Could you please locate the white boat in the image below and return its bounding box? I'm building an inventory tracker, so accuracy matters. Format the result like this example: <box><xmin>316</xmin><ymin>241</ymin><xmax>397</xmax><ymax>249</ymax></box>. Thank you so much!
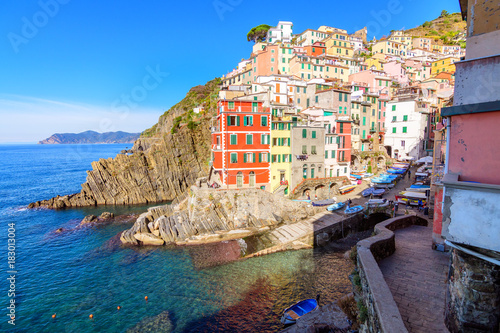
<box><xmin>365</xmin><ymin>199</ymin><xmax>390</xmax><ymax>208</ymax></box>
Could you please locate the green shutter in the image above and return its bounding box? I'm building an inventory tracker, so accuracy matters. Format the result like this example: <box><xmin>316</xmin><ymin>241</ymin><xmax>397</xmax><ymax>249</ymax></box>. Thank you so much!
<box><xmin>302</xmin><ymin>129</ymin><xmax>307</xmax><ymax>138</ymax></box>
<box><xmin>243</xmin><ymin>116</ymin><xmax>248</xmax><ymax>126</ymax></box>
<box><xmin>253</xmin><ymin>153</ymin><xmax>256</xmax><ymax>162</ymax></box>
<box><xmin>278</xmin><ymin>155</ymin><xmax>281</xmax><ymax>163</ymax></box>
<box><xmin>312</xmin><ymin>131</ymin><xmax>316</xmax><ymax>139</ymax></box>
<box><xmin>244</xmin><ymin>153</ymin><xmax>247</xmax><ymax>163</ymax></box>
<box><xmin>259</xmin><ymin>153</ymin><xmax>262</xmax><ymax>162</ymax></box>
<box><xmin>236</xmin><ymin>116</ymin><xmax>240</xmax><ymax>126</ymax></box>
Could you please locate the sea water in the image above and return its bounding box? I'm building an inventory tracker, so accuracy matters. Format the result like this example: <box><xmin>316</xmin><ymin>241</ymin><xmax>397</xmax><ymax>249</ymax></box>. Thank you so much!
<box><xmin>0</xmin><ymin>144</ymin><xmax>353</xmax><ymax>332</ymax></box>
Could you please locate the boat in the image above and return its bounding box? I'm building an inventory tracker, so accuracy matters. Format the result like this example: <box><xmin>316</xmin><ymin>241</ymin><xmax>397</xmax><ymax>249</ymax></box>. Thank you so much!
<box><xmin>396</xmin><ymin>191</ymin><xmax>427</xmax><ymax>206</ymax></box>
<box><xmin>387</xmin><ymin>168</ymin><xmax>405</xmax><ymax>174</ymax></box>
<box><xmin>339</xmin><ymin>184</ymin><xmax>356</xmax><ymax>194</ymax></box>
<box><xmin>373</xmin><ymin>183</ymin><xmax>395</xmax><ymax>189</ymax></box>
<box><xmin>350</xmin><ymin>173</ymin><xmax>363</xmax><ymax>180</ymax></box>
<box><xmin>312</xmin><ymin>199</ymin><xmax>336</xmax><ymax>207</ymax></box>
<box><xmin>327</xmin><ymin>201</ymin><xmax>345</xmax><ymax>211</ymax></box>
<box><xmin>344</xmin><ymin>205</ymin><xmax>364</xmax><ymax>214</ymax></box>
<box><xmin>361</xmin><ymin>187</ymin><xmax>386</xmax><ymax>197</ymax></box>
<box><xmin>405</xmin><ymin>185</ymin><xmax>430</xmax><ymax>192</ymax></box>
<box><xmin>365</xmin><ymin>199</ymin><xmax>389</xmax><ymax>208</ymax></box>
<box><xmin>280</xmin><ymin>298</ymin><xmax>318</xmax><ymax>325</ymax></box>
<box><xmin>292</xmin><ymin>199</ymin><xmax>311</xmax><ymax>203</ymax></box>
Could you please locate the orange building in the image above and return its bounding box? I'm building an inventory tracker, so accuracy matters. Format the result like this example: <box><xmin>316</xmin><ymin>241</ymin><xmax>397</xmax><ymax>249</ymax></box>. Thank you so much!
<box><xmin>211</xmin><ymin>100</ymin><xmax>271</xmax><ymax>189</ymax></box>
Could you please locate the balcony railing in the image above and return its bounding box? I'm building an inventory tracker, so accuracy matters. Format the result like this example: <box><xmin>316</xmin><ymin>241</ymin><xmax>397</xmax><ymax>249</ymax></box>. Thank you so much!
<box><xmin>210</xmin><ymin>126</ymin><xmax>220</xmax><ymax>133</ymax></box>
<box><xmin>296</xmin><ymin>154</ymin><xmax>308</xmax><ymax>161</ymax></box>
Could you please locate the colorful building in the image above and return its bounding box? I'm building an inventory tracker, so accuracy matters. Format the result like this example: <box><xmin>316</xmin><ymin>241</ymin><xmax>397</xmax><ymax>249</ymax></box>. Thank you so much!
<box><xmin>430</xmin><ymin>56</ymin><xmax>459</xmax><ymax>75</ymax></box>
<box><xmin>211</xmin><ymin>100</ymin><xmax>271</xmax><ymax>189</ymax></box>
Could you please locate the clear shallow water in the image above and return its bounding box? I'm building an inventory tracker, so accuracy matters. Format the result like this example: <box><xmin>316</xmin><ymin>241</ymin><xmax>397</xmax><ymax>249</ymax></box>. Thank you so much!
<box><xmin>0</xmin><ymin>144</ymin><xmax>354</xmax><ymax>333</ymax></box>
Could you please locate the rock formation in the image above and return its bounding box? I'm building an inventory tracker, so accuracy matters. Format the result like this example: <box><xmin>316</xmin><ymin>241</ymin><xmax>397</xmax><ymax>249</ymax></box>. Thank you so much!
<box><xmin>120</xmin><ymin>187</ymin><xmax>319</xmax><ymax>246</ymax></box>
<box><xmin>29</xmin><ymin>78</ymin><xmax>221</xmax><ymax>209</ymax></box>
<box><xmin>38</xmin><ymin>130</ymin><xmax>140</xmax><ymax>144</ymax></box>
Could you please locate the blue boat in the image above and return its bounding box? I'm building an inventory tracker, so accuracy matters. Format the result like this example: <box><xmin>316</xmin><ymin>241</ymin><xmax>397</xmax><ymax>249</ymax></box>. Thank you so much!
<box><xmin>387</xmin><ymin>168</ymin><xmax>405</xmax><ymax>174</ymax></box>
<box><xmin>280</xmin><ymin>298</ymin><xmax>319</xmax><ymax>325</ymax></box>
<box><xmin>362</xmin><ymin>187</ymin><xmax>386</xmax><ymax>197</ymax></box>
<box><xmin>345</xmin><ymin>205</ymin><xmax>364</xmax><ymax>214</ymax></box>
<box><xmin>327</xmin><ymin>201</ymin><xmax>345</xmax><ymax>211</ymax></box>
<box><xmin>350</xmin><ymin>173</ymin><xmax>363</xmax><ymax>179</ymax></box>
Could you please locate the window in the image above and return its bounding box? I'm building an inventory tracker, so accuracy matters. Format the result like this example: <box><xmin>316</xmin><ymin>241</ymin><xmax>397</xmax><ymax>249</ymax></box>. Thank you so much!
<box><xmin>260</xmin><ymin>153</ymin><xmax>268</xmax><ymax>162</ymax></box>
<box><xmin>302</xmin><ymin>145</ymin><xmax>307</xmax><ymax>154</ymax></box>
<box><xmin>392</xmin><ymin>127</ymin><xmax>396</xmax><ymax>133</ymax></box>
<box><xmin>228</xmin><ymin>115</ymin><xmax>239</xmax><ymax>126</ymax></box>
<box><xmin>392</xmin><ymin>116</ymin><xmax>397</xmax><ymax>122</ymax></box>
<box><xmin>325</xmin><ymin>150</ymin><xmax>328</xmax><ymax>158</ymax></box>
<box><xmin>312</xmin><ymin>131</ymin><xmax>316</xmax><ymax>139</ymax></box>
<box><xmin>331</xmin><ymin>150</ymin><xmax>335</xmax><ymax>158</ymax></box>
<box><xmin>403</xmin><ymin>115</ymin><xmax>408</xmax><ymax>121</ymax></box>
<box><xmin>344</xmin><ymin>94</ymin><xmax>347</xmax><ymax>102</ymax></box>
<box><xmin>338</xmin><ymin>93</ymin><xmax>342</xmax><ymax>101</ymax></box>
<box><xmin>297</xmin><ymin>86</ymin><xmax>300</xmax><ymax>92</ymax></box>
<box><xmin>303</xmin><ymin>87</ymin><xmax>306</xmax><ymax>93</ymax></box>
<box><xmin>401</xmin><ymin>140</ymin><xmax>405</xmax><ymax>147</ymax></box>
<box><xmin>230</xmin><ymin>134</ymin><xmax>237</xmax><ymax>145</ymax></box>
<box><xmin>230</xmin><ymin>153</ymin><xmax>238</xmax><ymax>163</ymax></box>
<box><xmin>302</xmin><ymin>129</ymin><xmax>307</xmax><ymax>138</ymax></box>
<box><xmin>392</xmin><ymin>105</ymin><xmax>396</xmax><ymax>111</ymax></box>
<box><xmin>252</xmin><ymin>102</ymin><xmax>258</xmax><ymax>112</ymax></box>
<box><xmin>228</xmin><ymin>101</ymin><xmax>235</xmax><ymax>110</ymax></box>
<box><xmin>261</xmin><ymin>116</ymin><xmax>267</xmax><ymax>126</ymax></box>
<box><xmin>402</xmin><ymin>126</ymin><xmax>407</xmax><ymax>133</ymax></box>
<box><xmin>243</xmin><ymin>116</ymin><xmax>253</xmax><ymax>126</ymax></box>
<box><xmin>372</xmin><ymin>109</ymin><xmax>375</xmax><ymax>116</ymax></box>
<box><xmin>261</xmin><ymin>134</ymin><xmax>269</xmax><ymax>144</ymax></box>
<box><xmin>315</xmin><ymin>96</ymin><xmax>318</xmax><ymax>103</ymax></box>
<box><xmin>246</xmin><ymin>134</ymin><xmax>253</xmax><ymax>145</ymax></box>
<box><xmin>362</xmin><ymin>117</ymin><xmax>366</xmax><ymax>126</ymax></box>
<box><xmin>340</xmin><ymin>123</ymin><xmax>344</xmax><ymax>133</ymax></box>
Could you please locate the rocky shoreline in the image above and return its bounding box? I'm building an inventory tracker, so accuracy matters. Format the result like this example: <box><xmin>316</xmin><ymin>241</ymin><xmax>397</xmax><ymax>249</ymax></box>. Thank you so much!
<box><xmin>120</xmin><ymin>187</ymin><xmax>323</xmax><ymax>246</ymax></box>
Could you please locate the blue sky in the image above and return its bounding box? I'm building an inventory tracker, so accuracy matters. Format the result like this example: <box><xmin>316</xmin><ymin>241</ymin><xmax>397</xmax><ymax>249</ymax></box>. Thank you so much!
<box><xmin>0</xmin><ymin>0</ymin><xmax>460</xmax><ymax>142</ymax></box>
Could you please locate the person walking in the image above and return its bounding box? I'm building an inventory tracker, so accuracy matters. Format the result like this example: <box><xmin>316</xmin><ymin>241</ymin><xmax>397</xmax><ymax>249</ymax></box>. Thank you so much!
<box><xmin>394</xmin><ymin>201</ymin><xmax>399</xmax><ymax>216</ymax></box>
<box><xmin>407</xmin><ymin>169</ymin><xmax>411</xmax><ymax>179</ymax></box>
<box><xmin>418</xmin><ymin>199</ymin><xmax>423</xmax><ymax>212</ymax></box>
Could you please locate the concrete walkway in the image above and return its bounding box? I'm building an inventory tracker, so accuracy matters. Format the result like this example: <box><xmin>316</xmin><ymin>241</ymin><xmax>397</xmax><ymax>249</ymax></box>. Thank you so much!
<box><xmin>378</xmin><ymin>221</ymin><xmax>450</xmax><ymax>332</ymax></box>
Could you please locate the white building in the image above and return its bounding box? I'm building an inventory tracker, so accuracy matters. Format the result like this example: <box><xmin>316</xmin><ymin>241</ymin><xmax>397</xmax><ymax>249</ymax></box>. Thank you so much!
<box><xmin>349</xmin><ymin>36</ymin><xmax>364</xmax><ymax>52</ymax></box>
<box><xmin>267</xmin><ymin>21</ymin><xmax>293</xmax><ymax>44</ymax></box>
<box><xmin>384</xmin><ymin>96</ymin><xmax>430</xmax><ymax>160</ymax></box>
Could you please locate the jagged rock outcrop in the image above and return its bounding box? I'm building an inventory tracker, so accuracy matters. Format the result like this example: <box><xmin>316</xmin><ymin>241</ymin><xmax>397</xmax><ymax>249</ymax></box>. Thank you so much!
<box><xmin>29</xmin><ymin>78</ymin><xmax>221</xmax><ymax>209</ymax></box>
<box><xmin>120</xmin><ymin>187</ymin><xmax>319</xmax><ymax>246</ymax></box>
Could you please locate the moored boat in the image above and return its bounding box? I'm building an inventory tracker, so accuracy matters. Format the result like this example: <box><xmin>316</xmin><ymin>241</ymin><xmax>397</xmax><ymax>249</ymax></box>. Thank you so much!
<box><xmin>312</xmin><ymin>199</ymin><xmax>336</xmax><ymax>207</ymax></box>
<box><xmin>280</xmin><ymin>298</ymin><xmax>319</xmax><ymax>325</ymax></box>
<box><xmin>326</xmin><ymin>201</ymin><xmax>345</xmax><ymax>211</ymax></box>
<box><xmin>362</xmin><ymin>187</ymin><xmax>386</xmax><ymax>197</ymax></box>
<box><xmin>365</xmin><ymin>198</ymin><xmax>389</xmax><ymax>208</ymax></box>
<box><xmin>344</xmin><ymin>205</ymin><xmax>364</xmax><ymax>214</ymax></box>
<box><xmin>339</xmin><ymin>184</ymin><xmax>356</xmax><ymax>194</ymax></box>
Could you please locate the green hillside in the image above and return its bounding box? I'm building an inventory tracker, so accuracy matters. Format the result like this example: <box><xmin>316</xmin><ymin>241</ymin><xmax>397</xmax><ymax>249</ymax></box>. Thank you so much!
<box><xmin>404</xmin><ymin>12</ymin><xmax>466</xmax><ymax>46</ymax></box>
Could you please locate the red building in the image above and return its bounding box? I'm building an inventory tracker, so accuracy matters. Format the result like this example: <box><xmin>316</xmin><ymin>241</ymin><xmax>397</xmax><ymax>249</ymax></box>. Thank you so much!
<box><xmin>336</xmin><ymin>119</ymin><xmax>352</xmax><ymax>165</ymax></box>
<box><xmin>211</xmin><ymin>100</ymin><xmax>271</xmax><ymax>189</ymax></box>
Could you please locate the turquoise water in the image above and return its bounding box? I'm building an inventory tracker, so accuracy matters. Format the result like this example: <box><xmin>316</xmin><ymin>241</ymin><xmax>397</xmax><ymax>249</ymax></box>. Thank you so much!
<box><xmin>0</xmin><ymin>144</ymin><xmax>354</xmax><ymax>332</ymax></box>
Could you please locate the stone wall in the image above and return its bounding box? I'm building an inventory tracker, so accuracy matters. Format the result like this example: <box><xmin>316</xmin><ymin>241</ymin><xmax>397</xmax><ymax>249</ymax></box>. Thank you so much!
<box><xmin>355</xmin><ymin>214</ymin><xmax>427</xmax><ymax>333</ymax></box>
<box><xmin>445</xmin><ymin>248</ymin><xmax>500</xmax><ymax>333</ymax></box>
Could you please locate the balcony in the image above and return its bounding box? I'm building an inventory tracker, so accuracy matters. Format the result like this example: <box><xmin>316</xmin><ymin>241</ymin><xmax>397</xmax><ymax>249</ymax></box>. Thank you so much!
<box><xmin>296</xmin><ymin>154</ymin><xmax>308</xmax><ymax>161</ymax></box>
<box><xmin>210</xmin><ymin>126</ymin><xmax>220</xmax><ymax>133</ymax></box>
<box><xmin>370</xmin><ymin>128</ymin><xmax>376</xmax><ymax>133</ymax></box>
<box><xmin>212</xmin><ymin>144</ymin><xmax>221</xmax><ymax>150</ymax></box>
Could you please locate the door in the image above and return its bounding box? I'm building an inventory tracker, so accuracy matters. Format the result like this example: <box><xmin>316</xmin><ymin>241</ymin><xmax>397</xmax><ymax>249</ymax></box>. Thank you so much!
<box><xmin>249</xmin><ymin>172</ymin><xmax>255</xmax><ymax>187</ymax></box>
<box><xmin>237</xmin><ymin>172</ymin><xmax>243</xmax><ymax>187</ymax></box>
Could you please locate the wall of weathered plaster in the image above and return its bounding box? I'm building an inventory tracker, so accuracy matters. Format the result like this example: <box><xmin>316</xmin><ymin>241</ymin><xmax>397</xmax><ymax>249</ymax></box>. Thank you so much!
<box><xmin>453</xmin><ymin>56</ymin><xmax>500</xmax><ymax>106</ymax></box>
<box><xmin>466</xmin><ymin>0</ymin><xmax>500</xmax><ymax>38</ymax></box>
<box><xmin>465</xmin><ymin>30</ymin><xmax>500</xmax><ymax>60</ymax></box>
<box><xmin>445</xmin><ymin>248</ymin><xmax>500</xmax><ymax>332</ymax></box>
<box><xmin>432</xmin><ymin>184</ymin><xmax>445</xmax><ymax>248</ymax></box>
<box><xmin>442</xmin><ymin>184</ymin><xmax>500</xmax><ymax>252</ymax></box>
<box><xmin>355</xmin><ymin>215</ymin><xmax>427</xmax><ymax>333</ymax></box>
<box><xmin>447</xmin><ymin>112</ymin><xmax>500</xmax><ymax>185</ymax></box>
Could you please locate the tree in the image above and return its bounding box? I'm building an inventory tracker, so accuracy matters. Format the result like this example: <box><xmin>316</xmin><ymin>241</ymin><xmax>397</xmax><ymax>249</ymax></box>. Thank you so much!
<box><xmin>247</xmin><ymin>24</ymin><xmax>271</xmax><ymax>43</ymax></box>
<box><xmin>440</xmin><ymin>10</ymin><xmax>449</xmax><ymax>17</ymax></box>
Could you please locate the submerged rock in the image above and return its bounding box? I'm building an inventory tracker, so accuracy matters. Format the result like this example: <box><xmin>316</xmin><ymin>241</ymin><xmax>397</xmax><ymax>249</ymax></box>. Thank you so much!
<box><xmin>99</xmin><ymin>212</ymin><xmax>114</xmax><ymax>220</ymax></box>
<box><xmin>126</xmin><ymin>310</ymin><xmax>172</xmax><ymax>333</ymax></box>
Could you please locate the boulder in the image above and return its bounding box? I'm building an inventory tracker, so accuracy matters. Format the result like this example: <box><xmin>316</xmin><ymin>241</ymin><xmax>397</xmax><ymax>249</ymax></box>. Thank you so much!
<box><xmin>99</xmin><ymin>212</ymin><xmax>114</xmax><ymax>220</ymax></box>
<box><xmin>134</xmin><ymin>233</ymin><xmax>165</xmax><ymax>246</ymax></box>
<box><xmin>81</xmin><ymin>215</ymin><xmax>98</xmax><ymax>224</ymax></box>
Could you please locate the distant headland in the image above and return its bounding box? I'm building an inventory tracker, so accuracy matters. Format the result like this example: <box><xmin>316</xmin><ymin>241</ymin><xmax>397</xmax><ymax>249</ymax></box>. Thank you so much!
<box><xmin>38</xmin><ymin>130</ymin><xmax>140</xmax><ymax>144</ymax></box>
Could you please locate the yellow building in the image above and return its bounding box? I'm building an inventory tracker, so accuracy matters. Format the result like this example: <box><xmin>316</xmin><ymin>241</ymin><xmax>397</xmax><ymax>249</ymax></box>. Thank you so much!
<box><xmin>364</xmin><ymin>57</ymin><xmax>384</xmax><ymax>71</ymax></box>
<box><xmin>324</xmin><ymin>31</ymin><xmax>354</xmax><ymax>57</ymax></box>
<box><xmin>372</xmin><ymin>40</ymin><xmax>408</xmax><ymax>57</ymax></box>
<box><xmin>270</xmin><ymin>106</ymin><xmax>295</xmax><ymax>195</ymax></box>
<box><xmin>431</xmin><ymin>56</ymin><xmax>460</xmax><ymax>75</ymax></box>
<box><xmin>288</xmin><ymin>54</ymin><xmax>349</xmax><ymax>82</ymax></box>
<box><xmin>388</xmin><ymin>31</ymin><xmax>413</xmax><ymax>47</ymax></box>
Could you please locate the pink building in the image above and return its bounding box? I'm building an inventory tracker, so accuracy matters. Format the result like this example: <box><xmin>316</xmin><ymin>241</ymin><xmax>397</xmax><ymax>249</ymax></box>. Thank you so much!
<box><xmin>348</xmin><ymin>69</ymin><xmax>392</xmax><ymax>94</ymax></box>
<box><xmin>383</xmin><ymin>60</ymin><xmax>409</xmax><ymax>85</ymax></box>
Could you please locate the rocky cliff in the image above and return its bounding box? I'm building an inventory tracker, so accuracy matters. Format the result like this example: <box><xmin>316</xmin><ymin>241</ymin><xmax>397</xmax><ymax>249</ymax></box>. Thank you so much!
<box><xmin>29</xmin><ymin>78</ymin><xmax>221</xmax><ymax>209</ymax></box>
<box><xmin>38</xmin><ymin>131</ymin><xmax>140</xmax><ymax>144</ymax></box>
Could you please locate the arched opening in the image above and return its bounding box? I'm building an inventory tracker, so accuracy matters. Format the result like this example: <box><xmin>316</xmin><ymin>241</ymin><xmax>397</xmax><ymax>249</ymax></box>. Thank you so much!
<box><xmin>249</xmin><ymin>171</ymin><xmax>255</xmax><ymax>187</ymax></box>
<box><xmin>302</xmin><ymin>164</ymin><xmax>308</xmax><ymax>179</ymax></box>
<box><xmin>236</xmin><ymin>172</ymin><xmax>243</xmax><ymax>187</ymax></box>
<box><xmin>302</xmin><ymin>188</ymin><xmax>312</xmax><ymax>199</ymax></box>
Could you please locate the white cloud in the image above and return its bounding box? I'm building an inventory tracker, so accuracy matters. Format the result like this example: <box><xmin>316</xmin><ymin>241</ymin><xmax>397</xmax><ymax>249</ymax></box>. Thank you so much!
<box><xmin>0</xmin><ymin>94</ymin><xmax>161</xmax><ymax>142</ymax></box>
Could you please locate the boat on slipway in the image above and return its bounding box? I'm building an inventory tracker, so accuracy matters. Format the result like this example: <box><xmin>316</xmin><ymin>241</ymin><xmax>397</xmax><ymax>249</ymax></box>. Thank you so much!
<box><xmin>365</xmin><ymin>199</ymin><xmax>389</xmax><ymax>208</ymax></box>
<box><xmin>280</xmin><ymin>298</ymin><xmax>319</xmax><ymax>325</ymax></box>
<box><xmin>361</xmin><ymin>187</ymin><xmax>386</xmax><ymax>197</ymax></box>
<box><xmin>312</xmin><ymin>199</ymin><xmax>336</xmax><ymax>207</ymax></box>
<box><xmin>339</xmin><ymin>184</ymin><xmax>356</xmax><ymax>194</ymax></box>
<box><xmin>345</xmin><ymin>205</ymin><xmax>364</xmax><ymax>214</ymax></box>
<box><xmin>326</xmin><ymin>201</ymin><xmax>345</xmax><ymax>211</ymax></box>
